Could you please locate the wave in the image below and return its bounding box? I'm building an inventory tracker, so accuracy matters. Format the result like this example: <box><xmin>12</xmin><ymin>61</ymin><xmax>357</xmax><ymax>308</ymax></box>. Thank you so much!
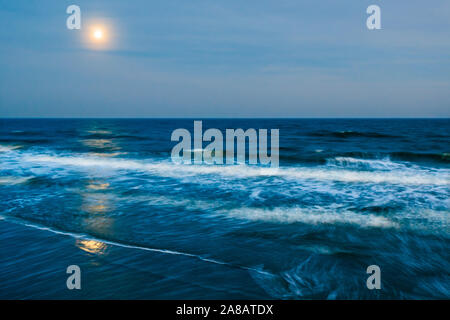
<box><xmin>0</xmin><ymin>215</ymin><xmax>272</xmax><ymax>276</ymax></box>
<box><xmin>281</xmin><ymin>151</ymin><xmax>450</xmax><ymax>166</ymax></box>
<box><xmin>326</xmin><ymin>157</ymin><xmax>405</xmax><ymax>171</ymax></box>
<box><xmin>22</xmin><ymin>154</ymin><xmax>450</xmax><ymax>186</ymax></box>
<box><xmin>223</xmin><ymin>206</ymin><xmax>398</xmax><ymax>228</ymax></box>
<box><xmin>0</xmin><ymin>144</ymin><xmax>22</xmax><ymax>152</ymax></box>
<box><xmin>221</xmin><ymin>205</ymin><xmax>448</xmax><ymax>234</ymax></box>
<box><xmin>0</xmin><ymin>176</ymin><xmax>33</xmax><ymax>185</ymax></box>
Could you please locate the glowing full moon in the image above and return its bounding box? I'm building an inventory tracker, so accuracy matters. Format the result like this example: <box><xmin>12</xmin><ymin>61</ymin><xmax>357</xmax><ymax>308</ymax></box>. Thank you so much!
<box><xmin>93</xmin><ymin>29</ymin><xmax>104</xmax><ymax>40</ymax></box>
<box><xmin>83</xmin><ymin>22</ymin><xmax>113</xmax><ymax>50</ymax></box>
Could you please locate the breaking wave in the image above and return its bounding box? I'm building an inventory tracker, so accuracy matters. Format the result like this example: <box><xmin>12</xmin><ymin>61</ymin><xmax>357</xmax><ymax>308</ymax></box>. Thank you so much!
<box><xmin>21</xmin><ymin>154</ymin><xmax>449</xmax><ymax>186</ymax></box>
<box><xmin>224</xmin><ymin>206</ymin><xmax>398</xmax><ymax>228</ymax></box>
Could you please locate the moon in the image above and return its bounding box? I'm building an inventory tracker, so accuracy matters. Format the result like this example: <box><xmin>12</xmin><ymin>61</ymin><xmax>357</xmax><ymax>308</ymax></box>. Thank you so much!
<box><xmin>93</xmin><ymin>29</ymin><xmax>104</xmax><ymax>40</ymax></box>
<box><xmin>82</xmin><ymin>21</ymin><xmax>115</xmax><ymax>50</ymax></box>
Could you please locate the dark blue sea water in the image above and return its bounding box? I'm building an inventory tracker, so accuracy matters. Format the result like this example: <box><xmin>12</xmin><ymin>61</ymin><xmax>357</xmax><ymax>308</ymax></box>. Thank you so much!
<box><xmin>0</xmin><ymin>119</ymin><xmax>449</xmax><ymax>299</ymax></box>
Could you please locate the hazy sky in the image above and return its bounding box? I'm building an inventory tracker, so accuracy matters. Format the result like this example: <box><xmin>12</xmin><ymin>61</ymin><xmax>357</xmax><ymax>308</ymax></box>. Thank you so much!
<box><xmin>0</xmin><ymin>0</ymin><xmax>449</xmax><ymax>117</ymax></box>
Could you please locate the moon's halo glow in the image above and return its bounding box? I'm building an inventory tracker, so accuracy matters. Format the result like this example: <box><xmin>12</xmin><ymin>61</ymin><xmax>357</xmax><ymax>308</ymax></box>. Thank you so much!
<box><xmin>81</xmin><ymin>20</ymin><xmax>116</xmax><ymax>50</ymax></box>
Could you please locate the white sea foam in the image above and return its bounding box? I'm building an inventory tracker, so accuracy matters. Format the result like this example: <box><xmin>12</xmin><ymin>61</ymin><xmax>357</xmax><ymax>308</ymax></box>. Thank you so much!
<box><xmin>327</xmin><ymin>157</ymin><xmax>405</xmax><ymax>171</ymax></box>
<box><xmin>22</xmin><ymin>154</ymin><xmax>450</xmax><ymax>186</ymax></box>
<box><xmin>0</xmin><ymin>144</ymin><xmax>22</xmax><ymax>152</ymax></box>
<box><xmin>223</xmin><ymin>206</ymin><xmax>399</xmax><ymax>228</ymax></box>
<box><xmin>0</xmin><ymin>176</ymin><xmax>32</xmax><ymax>185</ymax></box>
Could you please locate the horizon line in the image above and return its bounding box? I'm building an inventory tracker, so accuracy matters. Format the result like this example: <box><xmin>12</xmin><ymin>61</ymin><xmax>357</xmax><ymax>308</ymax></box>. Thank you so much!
<box><xmin>1</xmin><ymin>117</ymin><xmax>449</xmax><ymax>120</ymax></box>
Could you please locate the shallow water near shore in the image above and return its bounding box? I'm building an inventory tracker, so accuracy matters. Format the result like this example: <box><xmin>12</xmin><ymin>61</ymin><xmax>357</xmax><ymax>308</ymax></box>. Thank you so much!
<box><xmin>0</xmin><ymin>118</ymin><xmax>449</xmax><ymax>299</ymax></box>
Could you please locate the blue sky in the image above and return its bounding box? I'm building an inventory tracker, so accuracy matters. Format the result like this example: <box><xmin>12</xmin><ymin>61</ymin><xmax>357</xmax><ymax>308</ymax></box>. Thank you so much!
<box><xmin>0</xmin><ymin>0</ymin><xmax>449</xmax><ymax>117</ymax></box>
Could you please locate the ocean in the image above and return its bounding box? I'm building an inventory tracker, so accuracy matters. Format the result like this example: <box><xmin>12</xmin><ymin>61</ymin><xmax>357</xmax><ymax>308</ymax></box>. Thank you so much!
<box><xmin>0</xmin><ymin>118</ymin><xmax>449</xmax><ymax>299</ymax></box>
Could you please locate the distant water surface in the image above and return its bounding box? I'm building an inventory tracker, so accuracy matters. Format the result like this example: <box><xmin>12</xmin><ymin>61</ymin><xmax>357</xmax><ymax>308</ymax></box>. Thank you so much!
<box><xmin>0</xmin><ymin>119</ymin><xmax>449</xmax><ymax>299</ymax></box>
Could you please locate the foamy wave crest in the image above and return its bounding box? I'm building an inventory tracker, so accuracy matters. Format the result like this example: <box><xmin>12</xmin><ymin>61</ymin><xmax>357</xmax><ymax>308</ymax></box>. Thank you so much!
<box><xmin>326</xmin><ymin>157</ymin><xmax>404</xmax><ymax>171</ymax></box>
<box><xmin>0</xmin><ymin>176</ymin><xmax>32</xmax><ymax>185</ymax></box>
<box><xmin>0</xmin><ymin>144</ymin><xmax>22</xmax><ymax>152</ymax></box>
<box><xmin>223</xmin><ymin>206</ymin><xmax>398</xmax><ymax>228</ymax></box>
<box><xmin>22</xmin><ymin>154</ymin><xmax>450</xmax><ymax>185</ymax></box>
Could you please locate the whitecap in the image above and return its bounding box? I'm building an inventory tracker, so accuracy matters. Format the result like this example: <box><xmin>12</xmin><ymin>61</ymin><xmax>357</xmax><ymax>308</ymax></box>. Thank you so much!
<box><xmin>223</xmin><ymin>206</ymin><xmax>398</xmax><ymax>228</ymax></box>
<box><xmin>0</xmin><ymin>176</ymin><xmax>32</xmax><ymax>185</ymax></box>
<box><xmin>0</xmin><ymin>144</ymin><xmax>22</xmax><ymax>152</ymax></box>
<box><xmin>22</xmin><ymin>154</ymin><xmax>449</xmax><ymax>186</ymax></box>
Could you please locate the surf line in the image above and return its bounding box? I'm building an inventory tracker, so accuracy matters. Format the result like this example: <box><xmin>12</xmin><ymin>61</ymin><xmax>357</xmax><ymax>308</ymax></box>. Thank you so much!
<box><xmin>0</xmin><ymin>215</ymin><xmax>273</xmax><ymax>277</ymax></box>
